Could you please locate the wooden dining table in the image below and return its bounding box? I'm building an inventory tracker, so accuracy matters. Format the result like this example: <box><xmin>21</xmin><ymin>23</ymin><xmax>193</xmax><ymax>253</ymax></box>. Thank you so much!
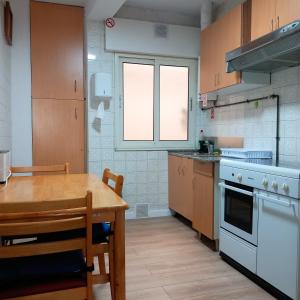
<box><xmin>0</xmin><ymin>173</ymin><xmax>129</xmax><ymax>300</ymax></box>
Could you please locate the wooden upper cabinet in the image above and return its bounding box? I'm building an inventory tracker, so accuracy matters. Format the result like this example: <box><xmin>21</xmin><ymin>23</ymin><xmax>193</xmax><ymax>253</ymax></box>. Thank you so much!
<box><xmin>200</xmin><ymin>4</ymin><xmax>243</xmax><ymax>94</ymax></box>
<box><xmin>251</xmin><ymin>0</ymin><xmax>300</xmax><ymax>41</ymax></box>
<box><xmin>216</xmin><ymin>5</ymin><xmax>242</xmax><ymax>90</ymax></box>
<box><xmin>276</xmin><ymin>0</ymin><xmax>300</xmax><ymax>29</ymax></box>
<box><xmin>31</xmin><ymin>1</ymin><xmax>84</xmax><ymax>100</ymax></box>
<box><xmin>251</xmin><ymin>0</ymin><xmax>276</xmax><ymax>41</ymax></box>
<box><xmin>200</xmin><ymin>24</ymin><xmax>218</xmax><ymax>94</ymax></box>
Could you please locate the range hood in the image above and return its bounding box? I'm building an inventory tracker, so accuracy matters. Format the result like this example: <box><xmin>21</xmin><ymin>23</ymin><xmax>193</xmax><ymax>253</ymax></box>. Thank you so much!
<box><xmin>226</xmin><ymin>20</ymin><xmax>300</xmax><ymax>73</ymax></box>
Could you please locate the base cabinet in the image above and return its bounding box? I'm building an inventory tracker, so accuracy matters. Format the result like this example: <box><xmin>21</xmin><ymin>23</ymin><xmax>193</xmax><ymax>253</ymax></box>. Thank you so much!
<box><xmin>192</xmin><ymin>162</ymin><xmax>214</xmax><ymax>239</ymax></box>
<box><xmin>257</xmin><ymin>193</ymin><xmax>299</xmax><ymax>299</ymax></box>
<box><xmin>168</xmin><ymin>155</ymin><xmax>193</xmax><ymax>220</ymax></box>
<box><xmin>168</xmin><ymin>155</ymin><xmax>216</xmax><ymax>240</ymax></box>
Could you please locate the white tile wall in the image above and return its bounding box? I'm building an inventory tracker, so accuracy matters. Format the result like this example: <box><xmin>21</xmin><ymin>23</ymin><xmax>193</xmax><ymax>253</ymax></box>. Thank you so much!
<box><xmin>0</xmin><ymin>3</ymin><xmax>11</xmax><ymax>151</ymax></box>
<box><xmin>200</xmin><ymin>66</ymin><xmax>300</xmax><ymax>162</ymax></box>
<box><xmin>87</xmin><ymin>22</ymin><xmax>171</xmax><ymax>218</ymax></box>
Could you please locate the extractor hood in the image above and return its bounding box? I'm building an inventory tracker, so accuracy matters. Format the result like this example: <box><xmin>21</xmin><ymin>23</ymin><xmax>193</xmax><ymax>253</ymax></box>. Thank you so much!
<box><xmin>226</xmin><ymin>20</ymin><xmax>300</xmax><ymax>73</ymax></box>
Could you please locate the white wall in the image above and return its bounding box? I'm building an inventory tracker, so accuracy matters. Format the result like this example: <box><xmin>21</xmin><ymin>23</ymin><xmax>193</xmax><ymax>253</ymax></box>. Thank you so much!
<box><xmin>106</xmin><ymin>18</ymin><xmax>200</xmax><ymax>59</ymax></box>
<box><xmin>87</xmin><ymin>20</ymin><xmax>201</xmax><ymax>218</ymax></box>
<box><xmin>10</xmin><ymin>0</ymin><xmax>32</xmax><ymax>166</ymax></box>
<box><xmin>0</xmin><ymin>1</ymin><xmax>11</xmax><ymax>151</ymax></box>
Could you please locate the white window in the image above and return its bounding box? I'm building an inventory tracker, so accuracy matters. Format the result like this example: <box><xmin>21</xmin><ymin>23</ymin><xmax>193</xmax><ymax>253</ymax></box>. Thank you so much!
<box><xmin>115</xmin><ymin>54</ymin><xmax>197</xmax><ymax>150</ymax></box>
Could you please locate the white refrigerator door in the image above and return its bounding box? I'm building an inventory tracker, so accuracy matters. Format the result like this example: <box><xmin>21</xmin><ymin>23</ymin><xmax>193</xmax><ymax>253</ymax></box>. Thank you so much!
<box><xmin>257</xmin><ymin>192</ymin><xmax>299</xmax><ymax>299</ymax></box>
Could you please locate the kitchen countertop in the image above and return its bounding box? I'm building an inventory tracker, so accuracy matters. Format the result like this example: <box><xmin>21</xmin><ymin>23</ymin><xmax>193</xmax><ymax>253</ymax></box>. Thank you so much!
<box><xmin>168</xmin><ymin>150</ymin><xmax>221</xmax><ymax>163</ymax></box>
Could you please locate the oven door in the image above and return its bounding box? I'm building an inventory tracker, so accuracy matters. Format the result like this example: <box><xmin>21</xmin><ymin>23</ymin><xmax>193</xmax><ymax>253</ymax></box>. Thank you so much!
<box><xmin>219</xmin><ymin>181</ymin><xmax>258</xmax><ymax>246</ymax></box>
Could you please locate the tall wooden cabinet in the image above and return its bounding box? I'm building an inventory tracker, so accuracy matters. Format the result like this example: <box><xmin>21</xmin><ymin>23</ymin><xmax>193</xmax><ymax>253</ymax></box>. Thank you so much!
<box><xmin>251</xmin><ymin>0</ymin><xmax>300</xmax><ymax>41</ymax></box>
<box><xmin>31</xmin><ymin>1</ymin><xmax>85</xmax><ymax>174</ymax></box>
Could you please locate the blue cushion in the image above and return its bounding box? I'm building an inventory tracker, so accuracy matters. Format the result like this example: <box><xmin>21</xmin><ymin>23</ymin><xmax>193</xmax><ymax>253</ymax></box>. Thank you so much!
<box><xmin>0</xmin><ymin>250</ymin><xmax>85</xmax><ymax>288</ymax></box>
<box><xmin>36</xmin><ymin>222</ymin><xmax>112</xmax><ymax>244</ymax></box>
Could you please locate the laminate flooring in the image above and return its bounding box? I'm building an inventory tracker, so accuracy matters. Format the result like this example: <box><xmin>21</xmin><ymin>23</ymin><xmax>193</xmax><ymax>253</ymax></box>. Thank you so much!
<box><xmin>93</xmin><ymin>216</ymin><xmax>274</xmax><ymax>300</ymax></box>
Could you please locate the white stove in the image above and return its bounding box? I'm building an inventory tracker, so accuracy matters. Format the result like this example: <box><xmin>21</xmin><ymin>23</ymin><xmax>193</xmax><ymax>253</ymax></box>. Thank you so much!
<box><xmin>220</xmin><ymin>158</ymin><xmax>300</xmax><ymax>198</ymax></box>
<box><xmin>219</xmin><ymin>158</ymin><xmax>300</xmax><ymax>300</ymax></box>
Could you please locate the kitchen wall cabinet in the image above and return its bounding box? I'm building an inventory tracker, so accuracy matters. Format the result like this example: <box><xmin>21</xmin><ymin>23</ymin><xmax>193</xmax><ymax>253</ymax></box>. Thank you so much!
<box><xmin>192</xmin><ymin>161</ymin><xmax>214</xmax><ymax>239</ymax></box>
<box><xmin>276</xmin><ymin>0</ymin><xmax>300</xmax><ymax>29</ymax></box>
<box><xmin>251</xmin><ymin>0</ymin><xmax>276</xmax><ymax>41</ymax></box>
<box><xmin>200</xmin><ymin>4</ymin><xmax>243</xmax><ymax>94</ymax></box>
<box><xmin>31</xmin><ymin>1</ymin><xmax>84</xmax><ymax>100</ymax></box>
<box><xmin>251</xmin><ymin>0</ymin><xmax>300</xmax><ymax>41</ymax></box>
<box><xmin>168</xmin><ymin>155</ymin><xmax>194</xmax><ymax>221</ymax></box>
<box><xmin>32</xmin><ymin>99</ymin><xmax>85</xmax><ymax>174</ymax></box>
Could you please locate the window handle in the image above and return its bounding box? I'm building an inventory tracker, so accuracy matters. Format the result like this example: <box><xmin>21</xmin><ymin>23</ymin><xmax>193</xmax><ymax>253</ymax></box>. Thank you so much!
<box><xmin>119</xmin><ymin>95</ymin><xmax>123</xmax><ymax>109</ymax></box>
<box><xmin>190</xmin><ymin>98</ymin><xmax>193</xmax><ymax>111</ymax></box>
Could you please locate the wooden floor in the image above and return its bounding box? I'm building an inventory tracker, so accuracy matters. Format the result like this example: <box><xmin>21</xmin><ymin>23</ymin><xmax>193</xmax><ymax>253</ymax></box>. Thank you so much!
<box><xmin>93</xmin><ymin>216</ymin><xmax>274</xmax><ymax>300</ymax></box>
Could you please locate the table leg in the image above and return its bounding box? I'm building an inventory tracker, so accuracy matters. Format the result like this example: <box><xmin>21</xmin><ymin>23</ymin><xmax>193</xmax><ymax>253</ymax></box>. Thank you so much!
<box><xmin>113</xmin><ymin>209</ymin><xmax>125</xmax><ymax>300</ymax></box>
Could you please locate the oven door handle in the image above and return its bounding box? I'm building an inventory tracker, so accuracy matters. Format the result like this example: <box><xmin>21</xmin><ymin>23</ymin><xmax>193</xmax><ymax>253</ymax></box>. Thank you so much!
<box><xmin>257</xmin><ymin>194</ymin><xmax>294</xmax><ymax>208</ymax></box>
<box><xmin>218</xmin><ymin>182</ymin><xmax>255</xmax><ymax>197</ymax></box>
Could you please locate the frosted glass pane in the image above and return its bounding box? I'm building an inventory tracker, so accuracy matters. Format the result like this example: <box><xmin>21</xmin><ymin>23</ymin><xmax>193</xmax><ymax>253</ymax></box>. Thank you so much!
<box><xmin>123</xmin><ymin>63</ymin><xmax>154</xmax><ymax>141</ymax></box>
<box><xmin>160</xmin><ymin>66</ymin><xmax>189</xmax><ymax>141</ymax></box>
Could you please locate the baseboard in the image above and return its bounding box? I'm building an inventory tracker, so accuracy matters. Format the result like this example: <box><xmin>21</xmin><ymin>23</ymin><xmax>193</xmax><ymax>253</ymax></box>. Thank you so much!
<box><xmin>125</xmin><ymin>208</ymin><xmax>171</xmax><ymax>220</ymax></box>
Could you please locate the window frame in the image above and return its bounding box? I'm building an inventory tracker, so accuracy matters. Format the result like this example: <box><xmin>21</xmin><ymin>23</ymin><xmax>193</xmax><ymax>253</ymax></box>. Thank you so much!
<box><xmin>114</xmin><ymin>53</ymin><xmax>198</xmax><ymax>151</ymax></box>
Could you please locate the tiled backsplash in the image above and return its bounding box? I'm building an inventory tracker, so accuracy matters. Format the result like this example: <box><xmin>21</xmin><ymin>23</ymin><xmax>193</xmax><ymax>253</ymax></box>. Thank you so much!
<box><xmin>200</xmin><ymin>66</ymin><xmax>300</xmax><ymax>162</ymax></box>
<box><xmin>0</xmin><ymin>4</ymin><xmax>11</xmax><ymax>151</ymax></box>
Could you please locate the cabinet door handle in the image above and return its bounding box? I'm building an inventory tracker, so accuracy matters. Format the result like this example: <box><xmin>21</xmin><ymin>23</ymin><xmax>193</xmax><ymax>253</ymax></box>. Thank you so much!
<box><xmin>214</xmin><ymin>74</ymin><xmax>216</xmax><ymax>87</ymax></box>
<box><xmin>277</xmin><ymin>16</ymin><xmax>280</xmax><ymax>29</ymax></box>
<box><xmin>271</xmin><ymin>19</ymin><xmax>274</xmax><ymax>31</ymax></box>
<box><xmin>75</xmin><ymin>107</ymin><xmax>78</xmax><ymax>120</ymax></box>
<box><xmin>182</xmin><ymin>166</ymin><xmax>185</xmax><ymax>176</ymax></box>
<box><xmin>74</xmin><ymin>80</ymin><xmax>77</xmax><ymax>93</ymax></box>
<box><xmin>177</xmin><ymin>166</ymin><xmax>181</xmax><ymax>175</ymax></box>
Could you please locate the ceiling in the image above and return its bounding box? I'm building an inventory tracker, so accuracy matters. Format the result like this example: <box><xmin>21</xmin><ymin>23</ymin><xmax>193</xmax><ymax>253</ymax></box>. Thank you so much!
<box><xmin>124</xmin><ymin>0</ymin><xmax>225</xmax><ymax>17</ymax></box>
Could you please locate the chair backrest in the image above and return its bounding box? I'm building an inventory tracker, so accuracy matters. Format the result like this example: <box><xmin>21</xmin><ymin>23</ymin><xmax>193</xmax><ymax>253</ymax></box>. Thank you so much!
<box><xmin>102</xmin><ymin>168</ymin><xmax>124</xmax><ymax>196</ymax></box>
<box><xmin>10</xmin><ymin>163</ymin><xmax>70</xmax><ymax>175</ymax></box>
<box><xmin>0</xmin><ymin>191</ymin><xmax>93</xmax><ymax>263</ymax></box>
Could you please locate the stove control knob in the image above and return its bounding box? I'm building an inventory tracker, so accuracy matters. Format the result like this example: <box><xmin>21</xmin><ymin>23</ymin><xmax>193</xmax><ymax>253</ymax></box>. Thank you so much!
<box><xmin>237</xmin><ymin>174</ymin><xmax>242</xmax><ymax>182</ymax></box>
<box><xmin>282</xmin><ymin>183</ymin><xmax>289</xmax><ymax>193</ymax></box>
<box><xmin>262</xmin><ymin>178</ymin><xmax>269</xmax><ymax>189</ymax></box>
<box><xmin>272</xmin><ymin>181</ymin><xmax>278</xmax><ymax>190</ymax></box>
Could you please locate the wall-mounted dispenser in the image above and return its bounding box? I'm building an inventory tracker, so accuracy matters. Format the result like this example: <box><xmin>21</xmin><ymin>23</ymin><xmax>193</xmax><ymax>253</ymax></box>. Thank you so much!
<box><xmin>95</xmin><ymin>72</ymin><xmax>112</xmax><ymax>99</ymax></box>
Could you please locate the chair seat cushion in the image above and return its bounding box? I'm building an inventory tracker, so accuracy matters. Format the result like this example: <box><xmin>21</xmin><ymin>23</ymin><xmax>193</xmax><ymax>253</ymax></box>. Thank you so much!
<box><xmin>36</xmin><ymin>222</ymin><xmax>112</xmax><ymax>244</ymax></box>
<box><xmin>0</xmin><ymin>276</ymin><xmax>86</xmax><ymax>299</ymax></box>
<box><xmin>0</xmin><ymin>250</ymin><xmax>86</xmax><ymax>295</ymax></box>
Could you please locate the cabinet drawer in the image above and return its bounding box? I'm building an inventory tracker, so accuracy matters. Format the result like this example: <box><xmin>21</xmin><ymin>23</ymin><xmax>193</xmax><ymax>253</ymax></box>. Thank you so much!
<box><xmin>194</xmin><ymin>161</ymin><xmax>213</xmax><ymax>177</ymax></box>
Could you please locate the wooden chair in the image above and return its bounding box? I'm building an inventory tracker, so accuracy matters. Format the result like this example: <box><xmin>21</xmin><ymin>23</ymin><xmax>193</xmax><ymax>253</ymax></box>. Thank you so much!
<box><xmin>93</xmin><ymin>168</ymin><xmax>124</xmax><ymax>298</ymax></box>
<box><xmin>0</xmin><ymin>192</ymin><xmax>94</xmax><ymax>300</ymax></box>
<box><xmin>10</xmin><ymin>162</ymin><xmax>70</xmax><ymax>175</ymax></box>
<box><xmin>2</xmin><ymin>163</ymin><xmax>70</xmax><ymax>246</ymax></box>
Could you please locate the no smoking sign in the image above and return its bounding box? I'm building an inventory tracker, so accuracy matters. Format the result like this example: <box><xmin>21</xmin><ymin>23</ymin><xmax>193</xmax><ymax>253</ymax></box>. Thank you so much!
<box><xmin>105</xmin><ymin>18</ymin><xmax>116</xmax><ymax>28</ymax></box>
